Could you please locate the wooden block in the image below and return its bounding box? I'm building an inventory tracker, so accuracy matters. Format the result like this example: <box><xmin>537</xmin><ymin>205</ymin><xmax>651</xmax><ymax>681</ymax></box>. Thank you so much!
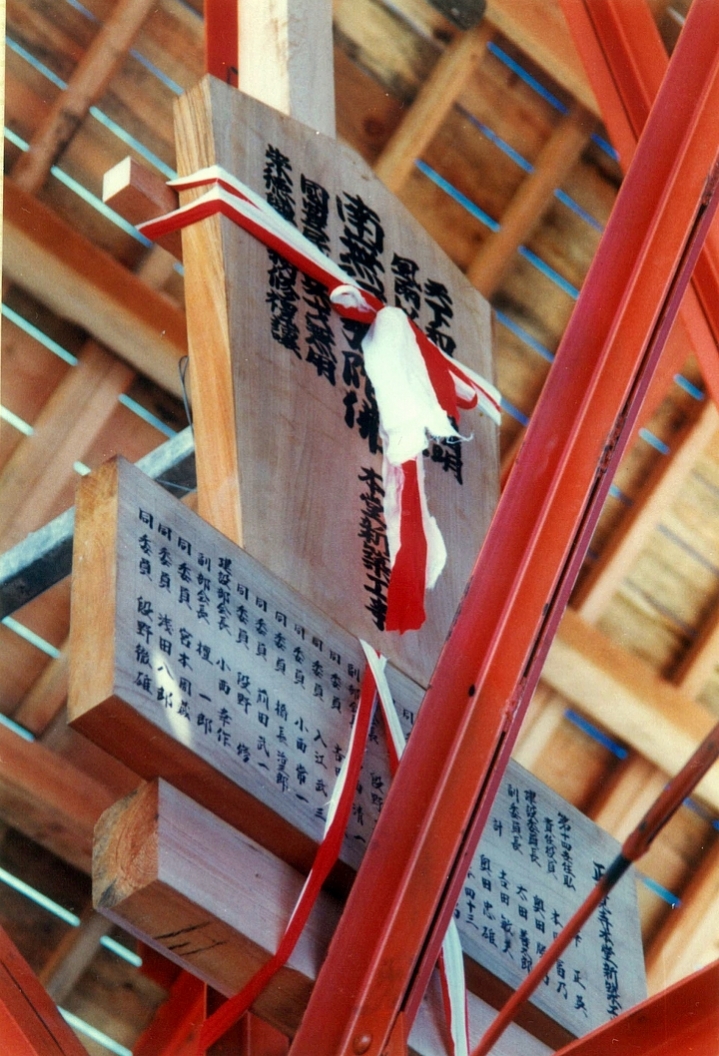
<box><xmin>93</xmin><ymin>779</ymin><xmax>553</xmax><ymax>1056</ymax></box>
<box><xmin>70</xmin><ymin>458</ymin><xmax>646</xmax><ymax>1035</ymax></box>
<box><xmin>175</xmin><ymin>76</ymin><xmax>498</xmax><ymax>686</ymax></box>
<box><xmin>103</xmin><ymin>157</ymin><xmax>183</xmax><ymax>261</ymax></box>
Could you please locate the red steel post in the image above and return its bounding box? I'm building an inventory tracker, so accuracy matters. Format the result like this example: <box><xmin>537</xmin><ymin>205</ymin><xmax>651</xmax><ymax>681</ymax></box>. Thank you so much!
<box><xmin>204</xmin><ymin>0</ymin><xmax>238</xmax><ymax>87</ymax></box>
<box><xmin>287</xmin><ymin>4</ymin><xmax>719</xmax><ymax>1054</ymax></box>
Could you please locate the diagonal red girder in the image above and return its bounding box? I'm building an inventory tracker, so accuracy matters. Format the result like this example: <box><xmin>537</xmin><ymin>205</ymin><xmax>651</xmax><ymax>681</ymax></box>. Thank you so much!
<box><xmin>287</xmin><ymin>3</ymin><xmax>719</xmax><ymax>1054</ymax></box>
<box><xmin>562</xmin><ymin>0</ymin><xmax>719</xmax><ymax>409</ymax></box>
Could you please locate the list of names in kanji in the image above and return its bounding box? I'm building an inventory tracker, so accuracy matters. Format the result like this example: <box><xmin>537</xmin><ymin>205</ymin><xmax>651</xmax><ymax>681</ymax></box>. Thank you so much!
<box><xmin>113</xmin><ymin>464</ymin><xmax>645</xmax><ymax>1038</ymax></box>
<box><xmin>456</xmin><ymin>772</ymin><xmax>647</xmax><ymax>1035</ymax></box>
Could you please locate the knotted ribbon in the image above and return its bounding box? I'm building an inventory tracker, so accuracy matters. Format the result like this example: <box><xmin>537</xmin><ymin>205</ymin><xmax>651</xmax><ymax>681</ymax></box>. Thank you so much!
<box><xmin>140</xmin><ymin>165</ymin><xmax>500</xmax><ymax>634</ymax></box>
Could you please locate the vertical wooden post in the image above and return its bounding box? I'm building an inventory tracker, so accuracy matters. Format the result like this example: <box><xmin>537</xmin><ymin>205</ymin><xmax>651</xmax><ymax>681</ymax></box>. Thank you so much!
<box><xmin>190</xmin><ymin>0</ymin><xmax>336</xmax><ymax>542</ymax></box>
<box><xmin>237</xmin><ymin>0</ymin><xmax>335</xmax><ymax>138</ymax></box>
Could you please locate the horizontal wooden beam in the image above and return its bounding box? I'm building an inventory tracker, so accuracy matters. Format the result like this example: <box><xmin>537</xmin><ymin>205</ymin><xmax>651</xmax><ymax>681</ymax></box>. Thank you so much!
<box><xmin>0</xmin><ymin>427</ymin><xmax>196</xmax><ymax>619</ymax></box>
<box><xmin>0</xmin><ymin>723</ymin><xmax>115</xmax><ymax>873</ymax></box>
<box><xmin>3</xmin><ymin>178</ymin><xmax>187</xmax><ymax>396</ymax></box>
<box><xmin>485</xmin><ymin>0</ymin><xmax>599</xmax><ymax>117</ymax></box>
<box><xmin>94</xmin><ymin>780</ymin><xmax>554</xmax><ymax>1056</ymax></box>
<box><xmin>545</xmin><ymin>608</ymin><xmax>719</xmax><ymax>811</ymax></box>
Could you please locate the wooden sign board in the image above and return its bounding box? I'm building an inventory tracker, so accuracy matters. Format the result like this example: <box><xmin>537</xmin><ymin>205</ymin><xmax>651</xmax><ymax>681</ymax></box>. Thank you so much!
<box><xmin>69</xmin><ymin>459</ymin><xmax>645</xmax><ymax>1036</ymax></box>
<box><xmin>176</xmin><ymin>76</ymin><xmax>497</xmax><ymax>688</ymax></box>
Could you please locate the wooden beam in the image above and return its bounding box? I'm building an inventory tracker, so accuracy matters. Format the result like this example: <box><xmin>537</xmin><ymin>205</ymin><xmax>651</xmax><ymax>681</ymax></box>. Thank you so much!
<box><xmin>544</xmin><ymin>609</ymin><xmax>719</xmax><ymax>812</ymax></box>
<box><xmin>511</xmin><ymin>684</ymin><xmax>567</xmax><ymax>771</ymax></box>
<box><xmin>0</xmin><ymin>926</ymin><xmax>89</xmax><ymax>1056</ymax></box>
<box><xmin>485</xmin><ymin>0</ymin><xmax>599</xmax><ymax>117</ymax></box>
<box><xmin>675</xmin><ymin>591</ymin><xmax>719</xmax><ymax>701</ymax></box>
<box><xmin>0</xmin><ymin>722</ymin><xmax>114</xmax><ymax>873</ymax></box>
<box><xmin>37</xmin><ymin>912</ymin><xmax>112</xmax><ymax>1004</ymax></box>
<box><xmin>0</xmin><ymin>343</ymin><xmax>135</xmax><ymax>551</ymax></box>
<box><xmin>644</xmin><ymin>837</ymin><xmax>719</xmax><ymax>994</ymax></box>
<box><xmin>588</xmin><ymin>756</ymin><xmax>666</xmax><ymax>841</ymax></box>
<box><xmin>103</xmin><ymin>157</ymin><xmax>182</xmax><ymax>261</ymax></box>
<box><xmin>13</xmin><ymin>641</ymin><xmax>69</xmax><ymax>737</ymax></box>
<box><xmin>10</xmin><ymin>0</ymin><xmax>158</xmax><ymax>194</ymax></box>
<box><xmin>3</xmin><ymin>179</ymin><xmax>187</xmax><ymax>397</ymax></box>
<box><xmin>467</xmin><ymin>103</ymin><xmax>592</xmax><ymax>299</ymax></box>
<box><xmin>374</xmin><ymin>24</ymin><xmax>492</xmax><ymax>194</ymax></box>
<box><xmin>93</xmin><ymin>780</ymin><xmax>552</xmax><ymax>1056</ymax></box>
<box><xmin>574</xmin><ymin>401</ymin><xmax>719</xmax><ymax>623</ymax></box>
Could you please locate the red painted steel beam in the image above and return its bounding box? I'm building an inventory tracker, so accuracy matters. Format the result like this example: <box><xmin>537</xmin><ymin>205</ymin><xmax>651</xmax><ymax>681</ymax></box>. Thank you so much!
<box><xmin>552</xmin><ymin>959</ymin><xmax>719</xmax><ymax>1056</ymax></box>
<box><xmin>0</xmin><ymin>926</ymin><xmax>87</xmax><ymax>1056</ymax></box>
<box><xmin>204</xmin><ymin>0</ymin><xmax>238</xmax><ymax>87</ymax></box>
<box><xmin>472</xmin><ymin>715</ymin><xmax>719</xmax><ymax>1055</ymax></box>
<box><xmin>287</xmin><ymin>4</ymin><xmax>719</xmax><ymax>1055</ymax></box>
<box><xmin>562</xmin><ymin>0</ymin><xmax>719</xmax><ymax>408</ymax></box>
<box><xmin>133</xmin><ymin>971</ymin><xmax>205</xmax><ymax>1056</ymax></box>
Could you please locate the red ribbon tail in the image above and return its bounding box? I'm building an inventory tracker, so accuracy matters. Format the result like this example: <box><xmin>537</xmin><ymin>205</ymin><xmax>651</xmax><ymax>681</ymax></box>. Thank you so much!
<box><xmin>196</xmin><ymin>665</ymin><xmax>378</xmax><ymax>1053</ymax></box>
<box><xmin>385</xmin><ymin>459</ymin><xmax>427</xmax><ymax>634</ymax></box>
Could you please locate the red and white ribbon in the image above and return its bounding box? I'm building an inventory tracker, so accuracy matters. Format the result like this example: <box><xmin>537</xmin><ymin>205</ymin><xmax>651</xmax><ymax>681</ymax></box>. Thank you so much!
<box><xmin>140</xmin><ymin>166</ymin><xmax>500</xmax><ymax>634</ymax></box>
<box><xmin>197</xmin><ymin>660</ymin><xmax>378</xmax><ymax>1052</ymax></box>
<box><xmin>361</xmin><ymin>642</ymin><xmax>470</xmax><ymax>1056</ymax></box>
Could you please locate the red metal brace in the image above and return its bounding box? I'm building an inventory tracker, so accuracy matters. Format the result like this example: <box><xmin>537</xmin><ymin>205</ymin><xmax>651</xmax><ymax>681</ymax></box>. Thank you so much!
<box><xmin>288</xmin><ymin>3</ymin><xmax>719</xmax><ymax>1054</ymax></box>
<box><xmin>471</xmin><ymin>715</ymin><xmax>719</xmax><ymax>1055</ymax></box>
<box><xmin>561</xmin><ymin>0</ymin><xmax>719</xmax><ymax>407</ymax></box>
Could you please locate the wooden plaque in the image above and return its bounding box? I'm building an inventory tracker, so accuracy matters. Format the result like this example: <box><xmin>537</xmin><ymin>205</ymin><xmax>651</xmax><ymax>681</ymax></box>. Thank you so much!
<box><xmin>69</xmin><ymin>460</ymin><xmax>645</xmax><ymax>1036</ymax></box>
<box><xmin>176</xmin><ymin>76</ymin><xmax>498</xmax><ymax>688</ymax></box>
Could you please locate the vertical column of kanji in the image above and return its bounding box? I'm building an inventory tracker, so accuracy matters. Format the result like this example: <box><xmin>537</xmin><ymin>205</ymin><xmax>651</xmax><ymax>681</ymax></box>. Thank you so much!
<box><xmin>180</xmin><ymin>0</ymin><xmax>335</xmax><ymax>544</ymax></box>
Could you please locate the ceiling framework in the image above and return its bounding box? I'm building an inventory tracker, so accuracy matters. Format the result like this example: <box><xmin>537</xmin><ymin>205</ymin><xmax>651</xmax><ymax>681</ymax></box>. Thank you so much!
<box><xmin>2</xmin><ymin>0</ymin><xmax>719</xmax><ymax>1051</ymax></box>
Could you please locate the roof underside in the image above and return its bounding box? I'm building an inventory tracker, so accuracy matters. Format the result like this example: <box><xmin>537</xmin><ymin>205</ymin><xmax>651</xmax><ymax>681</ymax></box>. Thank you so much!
<box><xmin>2</xmin><ymin>0</ymin><xmax>718</xmax><ymax>1051</ymax></box>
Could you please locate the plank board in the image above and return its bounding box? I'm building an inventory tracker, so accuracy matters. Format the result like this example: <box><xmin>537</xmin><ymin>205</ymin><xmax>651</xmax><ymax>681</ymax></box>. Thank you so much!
<box><xmin>175</xmin><ymin>76</ymin><xmax>498</xmax><ymax>687</ymax></box>
<box><xmin>94</xmin><ymin>778</ymin><xmax>556</xmax><ymax>1054</ymax></box>
<box><xmin>69</xmin><ymin>459</ymin><xmax>646</xmax><ymax>1035</ymax></box>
